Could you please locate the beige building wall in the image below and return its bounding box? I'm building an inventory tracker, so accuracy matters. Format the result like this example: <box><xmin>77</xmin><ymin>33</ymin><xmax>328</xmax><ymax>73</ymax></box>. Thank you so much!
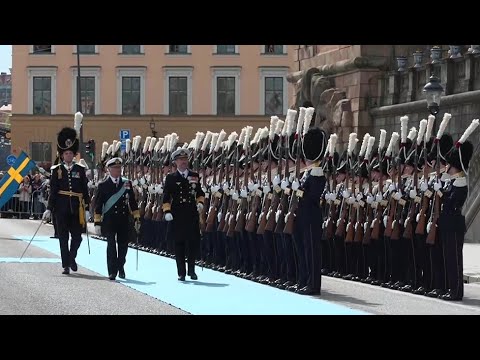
<box><xmin>11</xmin><ymin>45</ymin><xmax>296</xmax><ymax>164</ymax></box>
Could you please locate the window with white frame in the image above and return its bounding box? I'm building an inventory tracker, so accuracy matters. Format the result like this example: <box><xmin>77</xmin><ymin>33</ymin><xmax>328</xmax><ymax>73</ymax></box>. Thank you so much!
<box><xmin>76</xmin><ymin>45</ymin><xmax>97</xmax><ymax>54</ymax></box>
<box><xmin>263</xmin><ymin>45</ymin><xmax>286</xmax><ymax>54</ymax></box>
<box><xmin>31</xmin><ymin>142</ymin><xmax>52</xmax><ymax>163</ymax></box>
<box><xmin>259</xmin><ymin>68</ymin><xmax>288</xmax><ymax>116</ymax></box>
<box><xmin>164</xmin><ymin>67</ymin><xmax>193</xmax><ymax>115</ymax></box>
<box><xmin>169</xmin><ymin>45</ymin><xmax>189</xmax><ymax>54</ymax></box>
<box><xmin>217</xmin><ymin>45</ymin><xmax>237</xmax><ymax>54</ymax></box>
<box><xmin>32</xmin><ymin>45</ymin><xmax>53</xmax><ymax>54</ymax></box>
<box><xmin>121</xmin><ymin>45</ymin><xmax>142</xmax><ymax>54</ymax></box>
<box><xmin>116</xmin><ymin>68</ymin><xmax>145</xmax><ymax>115</ymax></box>
<box><xmin>28</xmin><ymin>67</ymin><xmax>57</xmax><ymax>115</ymax></box>
<box><xmin>212</xmin><ymin>67</ymin><xmax>240</xmax><ymax>115</ymax></box>
<box><xmin>72</xmin><ymin>68</ymin><xmax>100</xmax><ymax>115</ymax></box>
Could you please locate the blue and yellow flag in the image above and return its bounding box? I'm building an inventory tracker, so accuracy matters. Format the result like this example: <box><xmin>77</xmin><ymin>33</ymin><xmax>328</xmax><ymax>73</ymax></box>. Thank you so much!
<box><xmin>0</xmin><ymin>151</ymin><xmax>37</xmax><ymax>209</ymax></box>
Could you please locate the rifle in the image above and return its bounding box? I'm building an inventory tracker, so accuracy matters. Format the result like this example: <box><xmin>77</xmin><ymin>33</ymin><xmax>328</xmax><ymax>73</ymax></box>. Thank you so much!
<box><xmin>345</xmin><ymin>156</ymin><xmax>357</xmax><ymax>243</ymax></box>
<box><xmin>235</xmin><ymin>127</ymin><xmax>252</xmax><ymax>233</ymax></box>
<box><xmin>335</xmin><ymin>167</ymin><xmax>350</xmax><ymax>239</ymax></box>
<box><xmin>426</xmin><ymin>141</ymin><xmax>442</xmax><ymax>245</ymax></box>
<box><xmin>403</xmin><ymin>145</ymin><xmax>420</xmax><ymax>240</ymax></box>
<box><xmin>246</xmin><ymin>137</ymin><xmax>265</xmax><ymax>233</ymax></box>
<box><xmin>257</xmin><ymin>136</ymin><xmax>274</xmax><ymax>235</ymax></box>
<box><xmin>226</xmin><ymin>139</ymin><xmax>242</xmax><ymax>237</ymax></box>
<box><xmin>415</xmin><ymin>137</ymin><xmax>431</xmax><ymax>236</ymax></box>
<box><xmin>274</xmin><ymin>133</ymin><xmax>290</xmax><ymax>234</ymax></box>
<box><xmin>390</xmin><ymin>149</ymin><xmax>405</xmax><ymax>241</ymax></box>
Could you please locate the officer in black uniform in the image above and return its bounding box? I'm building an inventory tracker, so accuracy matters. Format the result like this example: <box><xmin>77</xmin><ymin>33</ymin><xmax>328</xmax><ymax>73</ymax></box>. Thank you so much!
<box><xmin>43</xmin><ymin>127</ymin><xmax>90</xmax><ymax>275</ymax></box>
<box><xmin>94</xmin><ymin>157</ymin><xmax>140</xmax><ymax>280</ymax></box>
<box><xmin>440</xmin><ymin>120</ymin><xmax>478</xmax><ymax>300</ymax></box>
<box><xmin>162</xmin><ymin>148</ymin><xmax>206</xmax><ymax>281</ymax></box>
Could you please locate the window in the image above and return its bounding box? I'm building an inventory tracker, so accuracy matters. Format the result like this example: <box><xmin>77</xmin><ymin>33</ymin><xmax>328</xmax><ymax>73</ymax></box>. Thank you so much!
<box><xmin>122</xmin><ymin>45</ymin><xmax>142</xmax><ymax>54</ymax></box>
<box><xmin>265</xmin><ymin>77</ymin><xmax>284</xmax><ymax>115</ymax></box>
<box><xmin>32</xmin><ymin>45</ymin><xmax>53</xmax><ymax>54</ymax></box>
<box><xmin>33</xmin><ymin>77</ymin><xmax>52</xmax><ymax>115</ymax></box>
<box><xmin>77</xmin><ymin>77</ymin><xmax>96</xmax><ymax>115</ymax></box>
<box><xmin>264</xmin><ymin>45</ymin><xmax>285</xmax><ymax>54</ymax></box>
<box><xmin>163</xmin><ymin>67</ymin><xmax>193</xmax><ymax>116</ymax></box>
<box><xmin>122</xmin><ymin>77</ymin><xmax>141</xmax><ymax>115</ymax></box>
<box><xmin>169</xmin><ymin>45</ymin><xmax>188</xmax><ymax>54</ymax></box>
<box><xmin>217</xmin><ymin>77</ymin><xmax>236</xmax><ymax>115</ymax></box>
<box><xmin>27</xmin><ymin>67</ymin><xmax>57</xmax><ymax>115</ymax></box>
<box><xmin>211</xmin><ymin>67</ymin><xmax>240</xmax><ymax>115</ymax></box>
<box><xmin>116</xmin><ymin>68</ymin><xmax>145</xmax><ymax>115</ymax></box>
<box><xmin>217</xmin><ymin>45</ymin><xmax>236</xmax><ymax>54</ymax></box>
<box><xmin>72</xmin><ymin>68</ymin><xmax>100</xmax><ymax>115</ymax></box>
<box><xmin>259</xmin><ymin>68</ymin><xmax>288</xmax><ymax>116</ymax></box>
<box><xmin>169</xmin><ymin>77</ymin><xmax>188</xmax><ymax>115</ymax></box>
<box><xmin>1</xmin><ymin>88</ymin><xmax>11</xmax><ymax>105</ymax></box>
<box><xmin>77</xmin><ymin>45</ymin><xmax>96</xmax><ymax>54</ymax></box>
<box><xmin>31</xmin><ymin>142</ymin><xmax>52</xmax><ymax>163</ymax></box>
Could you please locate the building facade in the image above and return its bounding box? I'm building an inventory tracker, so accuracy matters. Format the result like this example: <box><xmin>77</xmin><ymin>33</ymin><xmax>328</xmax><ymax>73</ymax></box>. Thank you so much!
<box><xmin>290</xmin><ymin>44</ymin><xmax>480</xmax><ymax>241</ymax></box>
<box><xmin>0</xmin><ymin>71</ymin><xmax>11</xmax><ymax>106</ymax></box>
<box><xmin>11</xmin><ymin>44</ymin><xmax>296</xmax><ymax>166</ymax></box>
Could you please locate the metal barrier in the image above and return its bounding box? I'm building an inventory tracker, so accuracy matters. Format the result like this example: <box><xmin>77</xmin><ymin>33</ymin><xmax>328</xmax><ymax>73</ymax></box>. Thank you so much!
<box><xmin>0</xmin><ymin>186</ymin><xmax>47</xmax><ymax>219</ymax></box>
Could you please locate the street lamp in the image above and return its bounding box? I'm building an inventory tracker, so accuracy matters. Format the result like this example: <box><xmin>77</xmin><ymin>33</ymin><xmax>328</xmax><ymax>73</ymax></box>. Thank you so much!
<box><xmin>150</xmin><ymin>119</ymin><xmax>157</xmax><ymax>137</ymax></box>
<box><xmin>423</xmin><ymin>74</ymin><xmax>444</xmax><ymax>116</ymax></box>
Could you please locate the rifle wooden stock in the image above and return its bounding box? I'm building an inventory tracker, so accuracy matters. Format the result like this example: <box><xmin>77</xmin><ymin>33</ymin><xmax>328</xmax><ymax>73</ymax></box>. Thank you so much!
<box><xmin>353</xmin><ymin>204</ymin><xmax>364</xmax><ymax>243</ymax></box>
<box><xmin>345</xmin><ymin>204</ymin><xmax>356</xmax><ymax>243</ymax></box>
<box><xmin>246</xmin><ymin>192</ymin><xmax>261</xmax><ymax>233</ymax></box>
<box><xmin>274</xmin><ymin>192</ymin><xmax>288</xmax><ymax>234</ymax></box>
<box><xmin>415</xmin><ymin>195</ymin><xmax>429</xmax><ymax>235</ymax></box>
<box><xmin>199</xmin><ymin>195</ymin><xmax>209</xmax><ymax>233</ymax></box>
<box><xmin>235</xmin><ymin>197</ymin><xmax>247</xmax><ymax>232</ymax></box>
<box><xmin>206</xmin><ymin>194</ymin><xmax>220</xmax><ymax>232</ymax></box>
<box><xmin>335</xmin><ymin>198</ymin><xmax>348</xmax><ymax>238</ymax></box>
<box><xmin>256</xmin><ymin>193</ymin><xmax>272</xmax><ymax>235</ymax></box>
<box><xmin>325</xmin><ymin>201</ymin><xmax>337</xmax><ymax>240</ymax></box>
<box><xmin>426</xmin><ymin>192</ymin><xmax>440</xmax><ymax>245</ymax></box>
<box><xmin>265</xmin><ymin>191</ymin><xmax>281</xmax><ymax>232</ymax></box>
<box><xmin>384</xmin><ymin>197</ymin><xmax>396</xmax><ymax>238</ymax></box>
<box><xmin>283</xmin><ymin>192</ymin><xmax>299</xmax><ymax>235</ymax></box>
<box><xmin>226</xmin><ymin>201</ymin><xmax>239</xmax><ymax>237</ymax></box>
<box><xmin>362</xmin><ymin>204</ymin><xmax>373</xmax><ymax>245</ymax></box>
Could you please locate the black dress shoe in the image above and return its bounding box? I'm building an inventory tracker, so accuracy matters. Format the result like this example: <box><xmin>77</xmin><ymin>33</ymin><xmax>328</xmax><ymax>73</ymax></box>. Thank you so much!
<box><xmin>400</xmin><ymin>284</ymin><xmax>413</xmax><ymax>292</ymax></box>
<box><xmin>440</xmin><ymin>292</ymin><xmax>462</xmax><ymax>301</ymax></box>
<box><xmin>62</xmin><ymin>267</ymin><xmax>70</xmax><ymax>275</ymax></box>
<box><xmin>321</xmin><ymin>269</ymin><xmax>329</xmax><ymax>275</ymax></box>
<box><xmin>109</xmin><ymin>274</ymin><xmax>116</xmax><ymax>280</ymax></box>
<box><xmin>426</xmin><ymin>289</ymin><xmax>445</xmax><ymax>298</ymax></box>
<box><xmin>70</xmin><ymin>259</ymin><xmax>78</xmax><ymax>272</ymax></box>
<box><xmin>343</xmin><ymin>274</ymin><xmax>354</xmax><ymax>280</ymax></box>
<box><xmin>371</xmin><ymin>280</ymin><xmax>382</xmax><ymax>286</ymax></box>
<box><xmin>178</xmin><ymin>275</ymin><xmax>185</xmax><ymax>281</ymax></box>
<box><xmin>412</xmin><ymin>286</ymin><xmax>426</xmax><ymax>295</ymax></box>
<box><xmin>296</xmin><ymin>286</ymin><xmax>314</xmax><ymax>295</ymax></box>
<box><xmin>189</xmin><ymin>273</ymin><xmax>198</xmax><ymax>280</ymax></box>
<box><xmin>118</xmin><ymin>269</ymin><xmax>126</xmax><ymax>279</ymax></box>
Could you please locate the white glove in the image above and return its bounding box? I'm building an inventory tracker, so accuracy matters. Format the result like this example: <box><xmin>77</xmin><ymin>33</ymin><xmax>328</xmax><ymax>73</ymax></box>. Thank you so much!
<box><xmin>232</xmin><ymin>191</ymin><xmax>239</xmax><ymax>201</ymax></box>
<box><xmin>416</xmin><ymin>213</ymin><xmax>421</xmax><ymax>223</ymax></box>
<box><xmin>95</xmin><ymin>225</ymin><xmax>102</xmax><ymax>235</ymax></box>
<box><xmin>433</xmin><ymin>181</ymin><xmax>442</xmax><ymax>192</ymax></box>
<box><xmin>157</xmin><ymin>185</ymin><xmax>164</xmax><ymax>194</ymax></box>
<box><xmin>347</xmin><ymin>196</ymin><xmax>355</xmax><ymax>205</ymax></box>
<box><xmin>281</xmin><ymin>179</ymin><xmax>289</xmax><ymax>190</ymax></box>
<box><xmin>275</xmin><ymin>210</ymin><xmax>282</xmax><ymax>223</ymax></box>
<box><xmin>342</xmin><ymin>190</ymin><xmax>350</xmax><ymax>199</ymax></box>
<box><xmin>263</xmin><ymin>185</ymin><xmax>271</xmax><ymax>194</ymax></box>
<box><xmin>140</xmin><ymin>177</ymin><xmax>146</xmax><ymax>186</ymax></box>
<box><xmin>211</xmin><ymin>185</ymin><xmax>220</xmax><ymax>194</ymax></box>
<box><xmin>165</xmin><ymin>213</ymin><xmax>173</xmax><ymax>221</ymax></box>
<box><xmin>356</xmin><ymin>193</ymin><xmax>363</xmax><ymax>201</ymax></box>
<box><xmin>223</xmin><ymin>183</ymin><xmax>229</xmax><ymax>191</ymax></box>
<box><xmin>197</xmin><ymin>203</ymin><xmax>204</xmax><ymax>212</ymax></box>
<box><xmin>248</xmin><ymin>182</ymin><xmax>255</xmax><ymax>191</ymax></box>
<box><xmin>134</xmin><ymin>220</ymin><xmax>141</xmax><ymax>233</ymax></box>
<box><xmin>393</xmin><ymin>191</ymin><xmax>402</xmax><ymax>201</ymax></box>
<box><xmin>253</xmin><ymin>183</ymin><xmax>260</xmax><ymax>191</ymax></box>
<box><xmin>87</xmin><ymin>180</ymin><xmax>93</xmax><ymax>189</ymax></box>
<box><xmin>85</xmin><ymin>211</ymin><xmax>91</xmax><ymax>221</ymax></box>
<box><xmin>272</xmin><ymin>175</ymin><xmax>281</xmax><ymax>187</ymax></box>
<box><xmin>420</xmin><ymin>181</ymin><xmax>428</xmax><ymax>192</ymax></box>
<box><xmin>409</xmin><ymin>188</ymin><xmax>417</xmax><ymax>199</ymax></box>
<box><xmin>388</xmin><ymin>184</ymin><xmax>395</xmax><ymax>192</ymax></box>
<box><xmin>42</xmin><ymin>209</ymin><xmax>51</xmax><ymax>221</ymax></box>
<box><xmin>132</xmin><ymin>179</ymin><xmax>138</xmax><ymax>186</ymax></box>
<box><xmin>148</xmin><ymin>185</ymin><xmax>155</xmax><ymax>194</ymax></box>
<box><xmin>366</xmin><ymin>195</ymin><xmax>374</xmax><ymax>204</ymax></box>
<box><xmin>240</xmin><ymin>189</ymin><xmax>248</xmax><ymax>198</ymax></box>
<box><xmin>375</xmin><ymin>193</ymin><xmax>383</xmax><ymax>203</ymax></box>
<box><xmin>383</xmin><ymin>215</ymin><xmax>388</xmax><ymax>228</ymax></box>
<box><xmin>292</xmin><ymin>180</ymin><xmax>300</xmax><ymax>191</ymax></box>
<box><xmin>217</xmin><ymin>212</ymin><xmax>222</xmax><ymax>223</ymax></box>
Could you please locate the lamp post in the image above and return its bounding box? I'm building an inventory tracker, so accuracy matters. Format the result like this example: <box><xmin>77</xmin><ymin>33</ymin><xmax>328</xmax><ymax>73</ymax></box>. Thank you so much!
<box><xmin>76</xmin><ymin>45</ymin><xmax>85</xmax><ymax>158</ymax></box>
<box><xmin>150</xmin><ymin>119</ymin><xmax>157</xmax><ymax>137</ymax></box>
<box><xmin>423</xmin><ymin>74</ymin><xmax>444</xmax><ymax>133</ymax></box>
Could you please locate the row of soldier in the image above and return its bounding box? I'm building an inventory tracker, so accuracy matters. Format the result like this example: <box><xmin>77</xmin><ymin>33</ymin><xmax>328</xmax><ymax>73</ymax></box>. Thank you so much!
<box><xmin>87</xmin><ymin>106</ymin><xmax>477</xmax><ymax>299</ymax></box>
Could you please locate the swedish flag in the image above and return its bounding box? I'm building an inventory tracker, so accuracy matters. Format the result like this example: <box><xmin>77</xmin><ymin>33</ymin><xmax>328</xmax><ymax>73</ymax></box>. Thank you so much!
<box><xmin>0</xmin><ymin>151</ymin><xmax>37</xmax><ymax>209</ymax></box>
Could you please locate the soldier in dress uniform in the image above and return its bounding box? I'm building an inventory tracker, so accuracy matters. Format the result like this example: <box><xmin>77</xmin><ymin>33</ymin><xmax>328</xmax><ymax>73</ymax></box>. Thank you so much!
<box><xmin>42</xmin><ymin>127</ymin><xmax>90</xmax><ymax>275</ymax></box>
<box><xmin>162</xmin><ymin>148</ymin><xmax>206</xmax><ymax>281</ymax></box>
<box><xmin>94</xmin><ymin>157</ymin><xmax>140</xmax><ymax>280</ymax></box>
<box><xmin>293</xmin><ymin>126</ymin><xmax>327</xmax><ymax>295</ymax></box>
<box><xmin>439</xmin><ymin>119</ymin><xmax>479</xmax><ymax>300</ymax></box>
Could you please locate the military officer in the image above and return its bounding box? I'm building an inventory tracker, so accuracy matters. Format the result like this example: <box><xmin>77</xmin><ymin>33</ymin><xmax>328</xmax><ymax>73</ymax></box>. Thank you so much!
<box><xmin>162</xmin><ymin>148</ymin><xmax>206</xmax><ymax>281</ymax></box>
<box><xmin>94</xmin><ymin>157</ymin><xmax>140</xmax><ymax>280</ymax></box>
<box><xmin>43</xmin><ymin>127</ymin><xmax>90</xmax><ymax>275</ymax></box>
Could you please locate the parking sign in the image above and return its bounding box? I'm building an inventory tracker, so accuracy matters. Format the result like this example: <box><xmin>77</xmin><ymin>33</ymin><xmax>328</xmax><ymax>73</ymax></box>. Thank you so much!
<box><xmin>119</xmin><ymin>129</ymin><xmax>130</xmax><ymax>152</ymax></box>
